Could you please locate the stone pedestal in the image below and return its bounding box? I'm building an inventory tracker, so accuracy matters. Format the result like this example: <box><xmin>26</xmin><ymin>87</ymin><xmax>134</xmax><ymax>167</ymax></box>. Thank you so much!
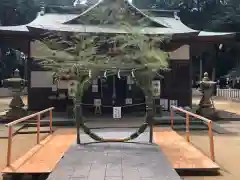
<box><xmin>196</xmin><ymin>107</ymin><xmax>218</xmax><ymax>120</ymax></box>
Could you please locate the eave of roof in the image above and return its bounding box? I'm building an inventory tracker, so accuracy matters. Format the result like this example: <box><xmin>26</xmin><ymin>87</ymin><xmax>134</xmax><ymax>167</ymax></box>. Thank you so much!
<box><xmin>198</xmin><ymin>31</ymin><xmax>235</xmax><ymax>37</ymax></box>
<box><xmin>0</xmin><ymin>11</ymin><xmax>80</xmax><ymax>33</ymax></box>
<box><xmin>27</xmin><ymin>24</ymin><xmax>199</xmax><ymax>35</ymax></box>
<box><xmin>29</xmin><ymin>13</ymin><xmax>79</xmax><ymax>27</ymax></box>
<box><xmin>151</xmin><ymin>17</ymin><xmax>198</xmax><ymax>33</ymax></box>
<box><xmin>0</xmin><ymin>25</ymin><xmax>28</xmax><ymax>32</ymax></box>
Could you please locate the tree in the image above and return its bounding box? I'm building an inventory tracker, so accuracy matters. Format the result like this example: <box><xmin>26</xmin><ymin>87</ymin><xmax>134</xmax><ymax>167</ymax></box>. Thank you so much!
<box><xmin>36</xmin><ymin>0</ymin><xmax>170</xmax><ymax>143</ymax></box>
<box><xmin>133</xmin><ymin>0</ymin><xmax>240</xmax><ymax>32</ymax></box>
<box><xmin>0</xmin><ymin>0</ymin><xmax>38</xmax><ymax>25</ymax></box>
<box><xmin>174</xmin><ymin>0</ymin><xmax>240</xmax><ymax>32</ymax></box>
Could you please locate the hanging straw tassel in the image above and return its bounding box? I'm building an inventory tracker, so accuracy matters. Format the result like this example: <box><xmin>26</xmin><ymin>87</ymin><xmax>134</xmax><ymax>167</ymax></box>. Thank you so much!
<box><xmin>131</xmin><ymin>69</ymin><xmax>135</xmax><ymax>78</ymax></box>
<box><xmin>104</xmin><ymin>70</ymin><xmax>107</xmax><ymax>78</ymax></box>
<box><xmin>88</xmin><ymin>70</ymin><xmax>92</xmax><ymax>78</ymax></box>
<box><xmin>117</xmin><ymin>70</ymin><xmax>121</xmax><ymax>79</ymax></box>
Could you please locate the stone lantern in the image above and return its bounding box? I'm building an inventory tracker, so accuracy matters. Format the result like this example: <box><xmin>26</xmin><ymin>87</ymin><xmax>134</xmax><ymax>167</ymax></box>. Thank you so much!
<box><xmin>2</xmin><ymin>69</ymin><xmax>27</xmax><ymax>120</ymax></box>
<box><xmin>196</xmin><ymin>72</ymin><xmax>218</xmax><ymax>120</ymax></box>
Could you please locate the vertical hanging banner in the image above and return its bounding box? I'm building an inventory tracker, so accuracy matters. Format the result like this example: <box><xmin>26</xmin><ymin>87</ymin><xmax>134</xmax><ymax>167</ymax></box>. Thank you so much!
<box><xmin>170</xmin><ymin>100</ymin><xmax>178</xmax><ymax>107</ymax></box>
<box><xmin>92</xmin><ymin>79</ymin><xmax>98</xmax><ymax>92</ymax></box>
<box><xmin>113</xmin><ymin>107</ymin><xmax>121</xmax><ymax>119</ymax></box>
<box><xmin>152</xmin><ymin>80</ymin><xmax>161</xmax><ymax>97</ymax></box>
<box><xmin>125</xmin><ymin>98</ymin><xmax>132</xmax><ymax>105</ymax></box>
<box><xmin>94</xmin><ymin>99</ymin><xmax>102</xmax><ymax>106</ymax></box>
<box><xmin>92</xmin><ymin>85</ymin><xmax>98</xmax><ymax>92</ymax></box>
<box><xmin>68</xmin><ymin>80</ymin><xmax>78</xmax><ymax>97</ymax></box>
<box><xmin>160</xmin><ymin>98</ymin><xmax>168</xmax><ymax>110</ymax></box>
<box><xmin>52</xmin><ymin>84</ymin><xmax>57</xmax><ymax>92</ymax></box>
<box><xmin>127</xmin><ymin>75</ymin><xmax>134</xmax><ymax>90</ymax></box>
<box><xmin>127</xmin><ymin>75</ymin><xmax>134</xmax><ymax>84</ymax></box>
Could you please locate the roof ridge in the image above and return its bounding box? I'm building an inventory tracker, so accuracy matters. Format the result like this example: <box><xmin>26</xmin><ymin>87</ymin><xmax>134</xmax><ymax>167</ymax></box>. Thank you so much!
<box><xmin>63</xmin><ymin>0</ymin><xmax>168</xmax><ymax>27</ymax></box>
<box><xmin>63</xmin><ymin>0</ymin><xmax>102</xmax><ymax>24</ymax></box>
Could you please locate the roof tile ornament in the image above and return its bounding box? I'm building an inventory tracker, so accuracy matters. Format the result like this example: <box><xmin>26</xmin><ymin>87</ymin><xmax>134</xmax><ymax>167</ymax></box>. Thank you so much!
<box><xmin>40</xmin><ymin>6</ymin><xmax>45</xmax><ymax>16</ymax></box>
<box><xmin>73</xmin><ymin>0</ymin><xmax>88</xmax><ymax>7</ymax></box>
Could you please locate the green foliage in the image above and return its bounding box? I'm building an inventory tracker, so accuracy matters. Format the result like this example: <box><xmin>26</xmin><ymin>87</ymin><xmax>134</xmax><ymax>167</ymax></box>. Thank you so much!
<box><xmin>39</xmin><ymin>28</ymin><xmax>169</xmax><ymax>91</ymax></box>
<box><xmin>134</xmin><ymin>0</ymin><xmax>240</xmax><ymax>32</ymax></box>
<box><xmin>37</xmin><ymin>1</ymin><xmax>170</xmax><ymax>83</ymax></box>
<box><xmin>177</xmin><ymin>0</ymin><xmax>240</xmax><ymax>32</ymax></box>
<box><xmin>35</xmin><ymin>0</ymin><xmax>170</xmax><ymax>101</ymax></box>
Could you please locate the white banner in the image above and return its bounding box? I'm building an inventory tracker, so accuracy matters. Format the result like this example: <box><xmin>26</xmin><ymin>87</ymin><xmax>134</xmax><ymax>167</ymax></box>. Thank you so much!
<box><xmin>113</xmin><ymin>107</ymin><xmax>121</xmax><ymax>119</ymax></box>
<box><xmin>92</xmin><ymin>79</ymin><xmax>98</xmax><ymax>85</ymax></box>
<box><xmin>127</xmin><ymin>75</ymin><xmax>134</xmax><ymax>85</ymax></box>
<box><xmin>94</xmin><ymin>99</ymin><xmax>102</xmax><ymax>106</ymax></box>
<box><xmin>152</xmin><ymin>80</ymin><xmax>161</xmax><ymax>97</ymax></box>
<box><xmin>125</xmin><ymin>98</ymin><xmax>132</xmax><ymax>105</ymax></box>
<box><xmin>160</xmin><ymin>99</ymin><xmax>168</xmax><ymax>110</ymax></box>
<box><xmin>92</xmin><ymin>85</ymin><xmax>98</xmax><ymax>92</ymax></box>
<box><xmin>68</xmin><ymin>80</ymin><xmax>78</xmax><ymax>97</ymax></box>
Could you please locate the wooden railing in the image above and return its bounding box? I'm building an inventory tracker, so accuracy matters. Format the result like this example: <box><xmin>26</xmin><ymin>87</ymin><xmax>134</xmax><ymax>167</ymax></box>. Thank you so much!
<box><xmin>170</xmin><ymin>105</ymin><xmax>215</xmax><ymax>162</ymax></box>
<box><xmin>5</xmin><ymin>107</ymin><xmax>54</xmax><ymax>166</ymax></box>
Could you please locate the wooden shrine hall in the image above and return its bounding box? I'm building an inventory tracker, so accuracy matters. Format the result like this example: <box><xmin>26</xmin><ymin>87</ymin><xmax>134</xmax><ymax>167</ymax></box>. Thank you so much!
<box><xmin>0</xmin><ymin>0</ymin><xmax>235</xmax><ymax>116</ymax></box>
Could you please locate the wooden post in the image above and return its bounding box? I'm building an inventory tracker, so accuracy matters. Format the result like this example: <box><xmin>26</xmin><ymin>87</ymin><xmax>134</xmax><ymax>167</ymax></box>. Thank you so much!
<box><xmin>186</xmin><ymin>114</ymin><xmax>190</xmax><ymax>142</ymax></box>
<box><xmin>146</xmin><ymin>97</ymin><xmax>154</xmax><ymax>144</ymax></box>
<box><xmin>149</xmin><ymin>117</ymin><xmax>153</xmax><ymax>143</ymax></box>
<box><xmin>208</xmin><ymin>121</ymin><xmax>215</xmax><ymax>162</ymax></box>
<box><xmin>37</xmin><ymin>114</ymin><xmax>40</xmax><ymax>144</ymax></box>
<box><xmin>7</xmin><ymin>126</ymin><xmax>13</xmax><ymax>166</ymax></box>
<box><xmin>75</xmin><ymin>104</ymin><xmax>81</xmax><ymax>144</ymax></box>
<box><xmin>170</xmin><ymin>109</ymin><xmax>174</xmax><ymax>129</ymax></box>
<box><xmin>49</xmin><ymin>110</ymin><xmax>53</xmax><ymax>134</ymax></box>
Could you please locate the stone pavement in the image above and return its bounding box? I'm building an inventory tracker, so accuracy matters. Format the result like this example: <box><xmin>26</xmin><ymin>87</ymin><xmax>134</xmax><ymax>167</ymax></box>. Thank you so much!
<box><xmin>47</xmin><ymin>129</ymin><xmax>181</xmax><ymax>180</ymax></box>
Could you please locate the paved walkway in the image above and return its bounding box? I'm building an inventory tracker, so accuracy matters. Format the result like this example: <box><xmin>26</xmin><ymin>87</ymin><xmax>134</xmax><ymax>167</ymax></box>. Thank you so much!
<box><xmin>47</xmin><ymin>129</ymin><xmax>181</xmax><ymax>180</ymax></box>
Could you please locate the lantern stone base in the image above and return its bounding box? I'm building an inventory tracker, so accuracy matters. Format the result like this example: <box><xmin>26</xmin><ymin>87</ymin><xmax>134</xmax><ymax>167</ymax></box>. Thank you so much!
<box><xmin>196</xmin><ymin>107</ymin><xmax>219</xmax><ymax>121</ymax></box>
<box><xmin>5</xmin><ymin>107</ymin><xmax>27</xmax><ymax>120</ymax></box>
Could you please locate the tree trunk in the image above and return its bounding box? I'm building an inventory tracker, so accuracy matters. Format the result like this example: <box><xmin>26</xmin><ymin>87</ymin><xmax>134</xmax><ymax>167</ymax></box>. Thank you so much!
<box><xmin>145</xmin><ymin>78</ymin><xmax>154</xmax><ymax>143</ymax></box>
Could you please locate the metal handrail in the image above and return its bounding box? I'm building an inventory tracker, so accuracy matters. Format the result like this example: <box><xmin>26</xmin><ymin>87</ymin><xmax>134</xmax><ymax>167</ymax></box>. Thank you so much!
<box><xmin>170</xmin><ymin>105</ymin><xmax>215</xmax><ymax>162</ymax></box>
<box><xmin>5</xmin><ymin>107</ymin><xmax>54</xmax><ymax>166</ymax></box>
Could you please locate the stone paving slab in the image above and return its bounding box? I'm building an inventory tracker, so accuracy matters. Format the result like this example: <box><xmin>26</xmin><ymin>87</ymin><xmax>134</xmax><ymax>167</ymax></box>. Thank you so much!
<box><xmin>47</xmin><ymin>130</ymin><xmax>181</xmax><ymax>180</ymax></box>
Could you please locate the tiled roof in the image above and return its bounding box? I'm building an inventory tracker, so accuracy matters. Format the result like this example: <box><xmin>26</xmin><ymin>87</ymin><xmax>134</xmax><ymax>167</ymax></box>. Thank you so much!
<box><xmin>0</xmin><ymin>25</ymin><xmax>28</xmax><ymax>32</ymax></box>
<box><xmin>30</xmin><ymin>13</ymin><xmax>79</xmax><ymax>26</ymax></box>
<box><xmin>0</xmin><ymin>12</ymin><xmax>79</xmax><ymax>33</ymax></box>
<box><xmin>0</xmin><ymin>0</ymin><xmax>235</xmax><ymax>38</ymax></box>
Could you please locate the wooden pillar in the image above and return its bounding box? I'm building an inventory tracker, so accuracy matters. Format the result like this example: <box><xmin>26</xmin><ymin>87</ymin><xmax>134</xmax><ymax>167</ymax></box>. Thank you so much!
<box><xmin>145</xmin><ymin>81</ymin><xmax>154</xmax><ymax>143</ymax></box>
<box><xmin>75</xmin><ymin>103</ymin><xmax>81</xmax><ymax>144</ymax></box>
<box><xmin>200</xmin><ymin>56</ymin><xmax>203</xmax><ymax>81</ymax></box>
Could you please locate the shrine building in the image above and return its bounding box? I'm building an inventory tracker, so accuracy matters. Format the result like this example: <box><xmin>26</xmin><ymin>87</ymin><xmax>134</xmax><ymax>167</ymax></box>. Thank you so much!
<box><xmin>0</xmin><ymin>0</ymin><xmax>235</xmax><ymax>116</ymax></box>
